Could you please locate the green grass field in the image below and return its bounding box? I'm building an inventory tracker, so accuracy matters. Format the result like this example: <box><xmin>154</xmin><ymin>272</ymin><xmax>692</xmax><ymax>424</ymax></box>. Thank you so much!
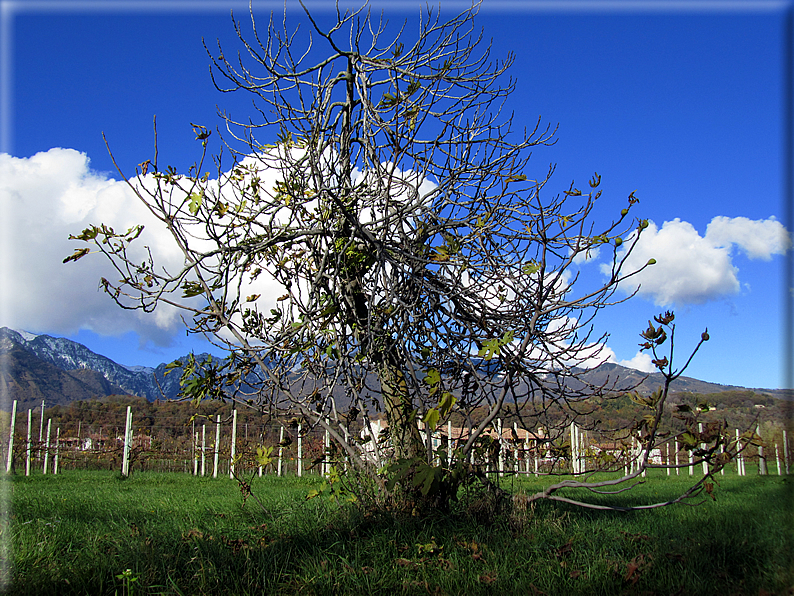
<box><xmin>6</xmin><ymin>469</ymin><xmax>794</xmax><ymax>595</ymax></box>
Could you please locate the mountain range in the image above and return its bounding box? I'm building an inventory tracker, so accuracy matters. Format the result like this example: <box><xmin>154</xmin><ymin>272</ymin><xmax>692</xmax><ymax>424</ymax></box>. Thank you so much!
<box><xmin>0</xmin><ymin>326</ymin><xmax>788</xmax><ymax>412</ymax></box>
<box><xmin>0</xmin><ymin>327</ymin><xmax>186</xmax><ymax>411</ymax></box>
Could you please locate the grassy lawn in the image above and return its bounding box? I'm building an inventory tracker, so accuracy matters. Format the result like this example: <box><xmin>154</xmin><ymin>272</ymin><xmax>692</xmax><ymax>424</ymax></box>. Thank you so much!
<box><xmin>6</xmin><ymin>469</ymin><xmax>794</xmax><ymax>595</ymax></box>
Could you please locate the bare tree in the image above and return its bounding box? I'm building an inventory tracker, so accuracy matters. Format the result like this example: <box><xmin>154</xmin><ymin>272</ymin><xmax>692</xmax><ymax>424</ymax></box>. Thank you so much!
<box><xmin>66</xmin><ymin>2</ymin><xmax>734</xmax><ymax>510</ymax></box>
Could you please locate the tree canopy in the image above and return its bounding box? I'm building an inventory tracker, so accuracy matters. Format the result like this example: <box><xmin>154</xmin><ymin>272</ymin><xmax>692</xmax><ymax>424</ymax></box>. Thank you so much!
<box><xmin>67</xmin><ymin>1</ymin><xmax>738</xmax><ymax>512</ymax></box>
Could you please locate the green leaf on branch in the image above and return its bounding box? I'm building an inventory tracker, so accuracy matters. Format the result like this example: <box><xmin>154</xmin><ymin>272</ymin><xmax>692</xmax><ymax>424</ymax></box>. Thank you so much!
<box><xmin>63</xmin><ymin>248</ymin><xmax>91</xmax><ymax>264</ymax></box>
<box><xmin>478</xmin><ymin>330</ymin><xmax>514</xmax><ymax>361</ymax></box>
<box><xmin>438</xmin><ymin>391</ymin><xmax>456</xmax><ymax>418</ymax></box>
<box><xmin>188</xmin><ymin>193</ymin><xmax>203</xmax><ymax>215</ymax></box>
<box><xmin>423</xmin><ymin>369</ymin><xmax>441</xmax><ymax>395</ymax></box>
<box><xmin>181</xmin><ymin>281</ymin><xmax>204</xmax><ymax>298</ymax></box>
<box><xmin>423</xmin><ymin>408</ymin><xmax>440</xmax><ymax>432</ymax></box>
<box><xmin>256</xmin><ymin>445</ymin><xmax>274</xmax><ymax>467</ymax></box>
<box><xmin>522</xmin><ymin>261</ymin><xmax>540</xmax><ymax>275</ymax></box>
<box><xmin>69</xmin><ymin>226</ymin><xmax>99</xmax><ymax>241</ymax></box>
<box><xmin>679</xmin><ymin>432</ymin><xmax>698</xmax><ymax>448</ymax></box>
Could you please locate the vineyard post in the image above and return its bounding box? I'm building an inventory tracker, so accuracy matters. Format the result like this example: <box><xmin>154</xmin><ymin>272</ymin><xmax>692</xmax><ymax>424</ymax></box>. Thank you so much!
<box><xmin>629</xmin><ymin>435</ymin><xmax>635</xmax><ymax>475</ymax></box>
<box><xmin>449</xmin><ymin>420</ymin><xmax>454</xmax><ymax>467</ymax></box>
<box><xmin>121</xmin><ymin>406</ymin><xmax>132</xmax><ymax>477</ymax></box>
<box><xmin>666</xmin><ymin>443</ymin><xmax>670</xmax><ymax>476</ymax></box>
<box><xmin>497</xmin><ymin>418</ymin><xmax>504</xmax><ymax>477</ymax></box>
<box><xmin>297</xmin><ymin>422</ymin><xmax>302</xmax><ymax>477</ymax></box>
<box><xmin>213</xmin><ymin>415</ymin><xmax>220</xmax><ymax>479</ymax></box>
<box><xmin>699</xmin><ymin>423</ymin><xmax>709</xmax><ymax>475</ymax></box>
<box><xmin>720</xmin><ymin>444</ymin><xmax>725</xmax><ymax>476</ymax></box>
<box><xmin>277</xmin><ymin>426</ymin><xmax>284</xmax><ymax>477</ymax></box>
<box><xmin>784</xmin><ymin>430</ymin><xmax>790</xmax><ymax>474</ymax></box>
<box><xmin>513</xmin><ymin>422</ymin><xmax>519</xmax><ymax>473</ymax></box>
<box><xmin>193</xmin><ymin>431</ymin><xmax>199</xmax><ymax>476</ymax></box>
<box><xmin>42</xmin><ymin>419</ymin><xmax>51</xmax><ymax>474</ymax></box>
<box><xmin>258</xmin><ymin>424</ymin><xmax>263</xmax><ymax>477</ymax></box>
<box><xmin>54</xmin><ymin>427</ymin><xmax>60</xmax><ymax>475</ymax></box>
<box><xmin>324</xmin><ymin>422</ymin><xmax>330</xmax><ymax>477</ymax></box>
<box><xmin>38</xmin><ymin>400</ymin><xmax>44</xmax><ymax>451</ymax></box>
<box><xmin>25</xmin><ymin>409</ymin><xmax>31</xmax><ymax>476</ymax></box>
<box><xmin>775</xmin><ymin>443</ymin><xmax>781</xmax><ymax>475</ymax></box>
<box><xmin>6</xmin><ymin>400</ymin><xmax>16</xmax><ymax>473</ymax></box>
<box><xmin>201</xmin><ymin>424</ymin><xmax>206</xmax><ymax>477</ymax></box>
<box><xmin>229</xmin><ymin>409</ymin><xmax>238</xmax><ymax>479</ymax></box>
<box><xmin>735</xmin><ymin>429</ymin><xmax>740</xmax><ymax>475</ymax></box>
<box><xmin>758</xmin><ymin>425</ymin><xmax>768</xmax><ymax>475</ymax></box>
<box><xmin>640</xmin><ymin>434</ymin><xmax>646</xmax><ymax>478</ymax></box>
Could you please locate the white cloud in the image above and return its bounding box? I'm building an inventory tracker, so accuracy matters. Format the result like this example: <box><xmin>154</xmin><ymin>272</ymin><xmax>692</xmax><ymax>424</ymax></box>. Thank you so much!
<box><xmin>0</xmin><ymin>148</ymin><xmax>439</xmax><ymax>350</ymax></box>
<box><xmin>571</xmin><ymin>244</ymin><xmax>600</xmax><ymax>265</ymax></box>
<box><xmin>605</xmin><ymin>216</ymin><xmax>790</xmax><ymax>306</ymax></box>
<box><xmin>0</xmin><ymin>149</ymin><xmax>184</xmax><ymax>344</ymax></box>
<box><xmin>615</xmin><ymin>351</ymin><xmax>656</xmax><ymax>374</ymax></box>
<box><xmin>705</xmin><ymin>216</ymin><xmax>790</xmax><ymax>260</ymax></box>
<box><xmin>0</xmin><ymin>148</ymin><xmax>291</xmax><ymax>348</ymax></box>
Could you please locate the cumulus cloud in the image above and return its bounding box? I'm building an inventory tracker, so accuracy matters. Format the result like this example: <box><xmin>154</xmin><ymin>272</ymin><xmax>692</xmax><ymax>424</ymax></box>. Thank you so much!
<box><xmin>615</xmin><ymin>351</ymin><xmax>656</xmax><ymax>374</ymax></box>
<box><xmin>0</xmin><ymin>148</ymin><xmax>288</xmax><ymax>347</ymax></box>
<box><xmin>0</xmin><ymin>149</ymin><xmax>188</xmax><ymax>344</ymax></box>
<box><xmin>604</xmin><ymin>216</ymin><xmax>790</xmax><ymax>306</ymax></box>
<box><xmin>0</xmin><ymin>148</ymin><xmax>439</xmax><ymax>349</ymax></box>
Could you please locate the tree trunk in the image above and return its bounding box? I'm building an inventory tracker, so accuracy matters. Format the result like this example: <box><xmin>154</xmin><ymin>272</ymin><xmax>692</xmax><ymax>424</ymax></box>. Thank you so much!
<box><xmin>378</xmin><ymin>356</ymin><xmax>424</xmax><ymax>462</ymax></box>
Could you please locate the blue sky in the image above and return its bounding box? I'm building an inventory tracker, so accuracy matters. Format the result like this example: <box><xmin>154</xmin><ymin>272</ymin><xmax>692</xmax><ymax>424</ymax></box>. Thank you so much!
<box><xmin>0</xmin><ymin>0</ymin><xmax>791</xmax><ymax>390</ymax></box>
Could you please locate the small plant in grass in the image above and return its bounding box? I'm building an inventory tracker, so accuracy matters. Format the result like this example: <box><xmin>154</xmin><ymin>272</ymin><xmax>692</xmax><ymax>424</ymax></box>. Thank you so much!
<box><xmin>114</xmin><ymin>568</ymin><xmax>139</xmax><ymax>596</ymax></box>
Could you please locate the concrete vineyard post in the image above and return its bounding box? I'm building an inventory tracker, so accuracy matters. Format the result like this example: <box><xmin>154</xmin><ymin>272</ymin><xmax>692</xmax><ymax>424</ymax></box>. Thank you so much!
<box><xmin>213</xmin><ymin>415</ymin><xmax>220</xmax><ymax>479</ymax></box>
<box><xmin>54</xmin><ymin>427</ymin><xmax>60</xmax><ymax>475</ymax></box>
<box><xmin>497</xmin><ymin>418</ymin><xmax>504</xmax><ymax>476</ymax></box>
<box><xmin>688</xmin><ymin>448</ymin><xmax>694</xmax><ymax>476</ymax></box>
<box><xmin>735</xmin><ymin>429</ymin><xmax>745</xmax><ymax>476</ymax></box>
<box><xmin>6</xmin><ymin>400</ymin><xmax>16</xmax><ymax>473</ymax></box>
<box><xmin>720</xmin><ymin>444</ymin><xmax>725</xmax><ymax>475</ymax></box>
<box><xmin>25</xmin><ymin>409</ymin><xmax>31</xmax><ymax>477</ymax></box>
<box><xmin>666</xmin><ymin>443</ymin><xmax>670</xmax><ymax>476</ymax></box>
<box><xmin>278</xmin><ymin>426</ymin><xmax>284</xmax><ymax>477</ymax></box>
<box><xmin>784</xmin><ymin>430</ymin><xmax>789</xmax><ymax>475</ymax></box>
<box><xmin>448</xmin><ymin>420</ymin><xmax>453</xmax><ymax>466</ymax></box>
<box><xmin>757</xmin><ymin>425</ymin><xmax>768</xmax><ymax>475</ymax></box>
<box><xmin>775</xmin><ymin>444</ymin><xmax>781</xmax><ymax>475</ymax></box>
<box><xmin>42</xmin><ymin>419</ymin><xmax>51</xmax><ymax>474</ymax></box>
<box><xmin>258</xmin><ymin>424</ymin><xmax>264</xmax><ymax>477</ymax></box>
<box><xmin>38</xmin><ymin>400</ymin><xmax>44</xmax><ymax>446</ymax></box>
<box><xmin>201</xmin><ymin>425</ymin><xmax>206</xmax><ymax>477</ymax></box>
<box><xmin>629</xmin><ymin>435</ymin><xmax>634</xmax><ymax>475</ymax></box>
<box><xmin>229</xmin><ymin>409</ymin><xmax>238</xmax><ymax>479</ymax></box>
<box><xmin>570</xmin><ymin>422</ymin><xmax>577</xmax><ymax>475</ymax></box>
<box><xmin>674</xmin><ymin>439</ymin><xmax>679</xmax><ymax>475</ymax></box>
<box><xmin>640</xmin><ymin>434</ymin><xmax>646</xmax><ymax>478</ymax></box>
<box><xmin>297</xmin><ymin>423</ymin><xmax>302</xmax><ymax>477</ymax></box>
<box><xmin>323</xmin><ymin>421</ymin><xmax>330</xmax><ymax>477</ymax></box>
<box><xmin>193</xmin><ymin>432</ymin><xmax>199</xmax><ymax>476</ymax></box>
<box><xmin>122</xmin><ymin>406</ymin><xmax>132</xmax><ymax>477</ymax></box>
<box><xmin>699</xmin><ymin>423</ymin><xmax>708</xmax><ymax>475</ymax></box>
